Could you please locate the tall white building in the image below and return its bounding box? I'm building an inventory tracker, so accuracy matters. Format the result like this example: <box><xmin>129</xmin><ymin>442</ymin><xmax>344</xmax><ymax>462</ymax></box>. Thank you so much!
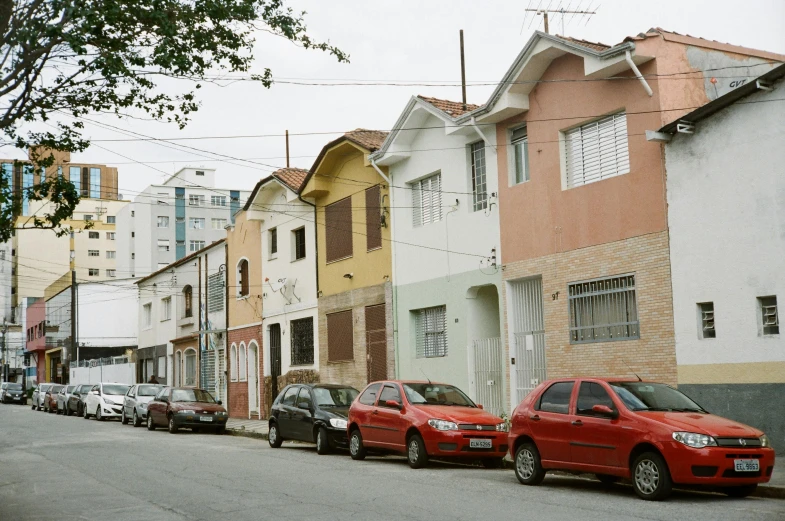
<box><xmin>116</xmin><ymin>167</ymin><xmax>250</xmax><ymax>277</ymax></box>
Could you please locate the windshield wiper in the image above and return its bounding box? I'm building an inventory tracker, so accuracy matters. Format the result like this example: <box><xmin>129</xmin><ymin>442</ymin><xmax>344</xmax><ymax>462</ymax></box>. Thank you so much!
<box><xmin>670</xmin><ymin>407</ymin><xmax>706</xmax><ymax>413</ymax></box>
<box><xmin>632</xmin><ymin>407</ymin><xmax>673</xmax><ymax>412</ymax></box>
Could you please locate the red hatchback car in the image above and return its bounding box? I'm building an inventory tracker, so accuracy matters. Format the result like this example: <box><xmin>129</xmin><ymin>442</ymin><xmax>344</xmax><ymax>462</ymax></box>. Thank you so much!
<box><xmin>348</xmin><ymin>380</ymin><xmax>509</xmax><ymax>469</ymax></box>
<box><xmin>509</xmin><ymin>378</ymin><xmax>775</xmax><ymax>500</ymax></box>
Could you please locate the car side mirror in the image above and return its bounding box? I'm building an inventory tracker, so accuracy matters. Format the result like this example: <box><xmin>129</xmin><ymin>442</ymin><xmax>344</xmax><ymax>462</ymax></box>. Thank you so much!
<box><xmin>477</xmin><ymin>404</ymin><xmax>484</xmax><ymax>410</ymax></box>
<box><xmin>385</xmin><ymin>399</ymin><xmax>402</xmax><ymax>410</ymax></box>
<box><xmin>592</xmin><ymin>404</ymin><xmax>617</xmax><ymax>418</ymax></box>
<box><xmin>89</xmin><ymin>391</ymin><xmax>97</xmax><ymax>395</ymax></box>
<box><xmin>216</xmin><ymin>400</ymin><xmax>222</xmax><ymax>405</ymax></box>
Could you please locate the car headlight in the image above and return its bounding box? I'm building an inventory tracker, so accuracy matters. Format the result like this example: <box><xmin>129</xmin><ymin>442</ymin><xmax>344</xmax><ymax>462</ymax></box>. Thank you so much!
<box><xmin>673</xmin><ymin>431</ymin><xmax>717</xmax><ymax>449</ymax></box>
<box><xmin>760</xmin><ymin>435</ymin><xmax>769</xmax><ymax>448</ymax></box>
<box><xmin>496</xmin><ymin>422</ymin><xmax>510</xmax><ymax>432</ymax></box>
<box><xmin>329</xmin><ymin>418</ymin><xmax>348</xmax><ymax>429</ymax></box>
<box><xmin>138</xmin><ymin>403</ymin><xmax>147</xmax><ymax>409</ymax></box>
<box><xmin>104</xmin><ymin>399</ymin><xmax>116</xmax><ymax>405</ymax></box>
<box><xmin>428</xmin><ymin>419</ymin><xmax>458</xmax><ymax>431</ymax></box>
<box><xmin>179</xmin><ymin>409</ymin><xmax>196</xmax><ymax>414</ymax></box>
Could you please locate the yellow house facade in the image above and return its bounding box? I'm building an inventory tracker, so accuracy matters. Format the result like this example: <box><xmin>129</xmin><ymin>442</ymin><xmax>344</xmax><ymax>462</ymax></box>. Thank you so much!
<box><xmin>300</xmin><ymin>130</ymin><xmax>394</xmax><ymax>391</ymax></box>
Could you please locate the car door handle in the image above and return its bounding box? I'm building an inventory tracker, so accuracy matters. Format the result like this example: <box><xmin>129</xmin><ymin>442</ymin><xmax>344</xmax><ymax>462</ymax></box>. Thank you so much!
<box><xmin>530</xmin><ymin>414</ymin><xmax>540</xmax><ymax>421</ymax></box>
<box><xmin>372</xmin><ymin>409</ymin><xmax>379</xmax><ymax>415</ymax></box>
<box><xmin>572</xmin><ymin>420</ymin><xmax>583</xmax><ymax>426</ymax></box>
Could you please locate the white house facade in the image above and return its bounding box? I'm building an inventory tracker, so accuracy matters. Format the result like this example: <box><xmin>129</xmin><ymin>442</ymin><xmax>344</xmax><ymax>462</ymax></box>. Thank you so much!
<box><xmin>372</xmin><ymin>96</ymin><xmax>506</xmax><ymax>416</ymax></box>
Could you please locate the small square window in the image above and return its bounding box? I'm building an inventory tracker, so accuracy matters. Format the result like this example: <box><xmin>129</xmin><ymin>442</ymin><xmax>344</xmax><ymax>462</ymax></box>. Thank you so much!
<box><xmin>269</xmin><ymin>228</ymin><xmax>278</xmax><ymax>257</ymax></box>
<box><xmin>196</xmin><ymin>170</ymin><xmax>205</xmax><ymax>176</ymax></box>
<box><xmin>106</xmin><ymin>216</ymin><xmax>116</xmax><ymax>224</ymax></box>
<box><xmin>697</xmin><ymin>302</ymin><xmax>715</xmax><ymax>339</ymax></box>
<box><xmin>88</xmin><ymin>231</ymin><xmax>99</xmax><ymax>239</ymax></box>
<box><xmin>107</xmin><ymin>269</ymin><xmax>116</xmax><ymax>278</ymax></box>
<box><xmin>84</xmin><ymin>214</ymin><xmax>93</xmax><ymax>221</ymax></box>
<box><xmin>106</xmin><ymin>232</ymin><xmax>116</xmax><ymax>240</ymax></box>
<box><xmin>758</xmin><ymin>296</ymin><xmax>779</xmax><ymax>336</ymax></box>
<box><xmin>88</xmin><ymin>250</ymin><xmax>99</xmax><ymax>257</ymax></box>
<box><xmin>88</xmin><ymin>268</ymin><xmax>99</xmax><ymax>277</ymax></box>
<box><xmin>292</xmin><ymin>227</ymin><xmax>306</xmax><ymax>261</ymax></box>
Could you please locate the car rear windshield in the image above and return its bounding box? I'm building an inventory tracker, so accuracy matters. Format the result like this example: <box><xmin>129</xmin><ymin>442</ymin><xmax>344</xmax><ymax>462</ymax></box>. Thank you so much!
<box><xmin>313</xmin><ymin>387</ymin><xmax>359</xmax><ymax>407</ymax></box>
<box><xmin>172</xmin><ymin>389</ymin><xmax>215</xmax><ymax>403</ymax></box>
<box><xmin>403</xmin><ymin>383</ymin><xmax>476</xmax><ymax>407</ymax></box>
<box><xmin>610</xmin><ymin>382</ymin><xmax>706</xmax><ymax>413</ymax></box>
<box><xmin>137</xmin><ymin>385</ymin><xmax>162</xmax><ymax>397</ymax></box>
<box><xmin>103</xmin><ymin>384</ymin><xmax>130</xmax><ymax>396</ymax></box>
<box><xmin>6</xmin><ymin>383</ymin><xmax>22</xmax><ymax>390</ymax></box>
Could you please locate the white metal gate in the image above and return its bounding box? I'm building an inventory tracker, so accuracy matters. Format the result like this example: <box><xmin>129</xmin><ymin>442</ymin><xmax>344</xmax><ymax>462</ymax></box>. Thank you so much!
<box><xmin>509</xmin><ymin>277</ymin><xmax>547</xmax><ymax>405</ymax></box>
<box><xmin>471</xmin><ymin>337</ymin><xmax>504</xmax><ymax>417</ymax></box>
<box><xmin>215</xmin><ymin>348</ymin><xmax>226</xmax><ymax>403</ymax></box>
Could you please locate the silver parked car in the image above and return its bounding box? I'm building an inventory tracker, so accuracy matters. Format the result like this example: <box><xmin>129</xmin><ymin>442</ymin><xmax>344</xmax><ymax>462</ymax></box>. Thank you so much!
<box><xmin>122</xmin><ymin>384</ymin><xmax>163</xmax><ymax>427</ymax></box>
<box><xmin>31</xmin><ymin>383</ymin><xmax>53</xmax><ymax>411</ymax></box>
<box><xmin>56</xmin><ymin>385</ymin><xmax>78</xmax><ymax>415</ymax></box>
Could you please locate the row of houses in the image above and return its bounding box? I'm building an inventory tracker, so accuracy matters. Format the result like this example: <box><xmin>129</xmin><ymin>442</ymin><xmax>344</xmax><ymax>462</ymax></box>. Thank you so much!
<box><xmin>16</xmin><ymin>28</ymin><xmax>781</xmax><ymax>449</ymax></box>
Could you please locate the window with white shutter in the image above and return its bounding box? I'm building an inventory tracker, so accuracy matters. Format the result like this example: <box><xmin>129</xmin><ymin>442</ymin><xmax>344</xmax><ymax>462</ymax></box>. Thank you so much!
<box><xmin>564</xmin><ymin>112</ymin><xmax>630</xmax><ymax>188</ymax></box>
<box><xmin>412</xmin><ymin>173</ymin><xmax>442</xmax><ymax>227</ymax></box>
<box><xmin>414</xmin><ymin>306</ymin><xmax>447</xmax><ymax>358</ymax></box>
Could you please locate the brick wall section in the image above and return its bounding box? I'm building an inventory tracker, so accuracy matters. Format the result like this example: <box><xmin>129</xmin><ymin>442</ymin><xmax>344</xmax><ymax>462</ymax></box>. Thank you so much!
<box><xmin>318</xmin><ymin>282</ymin><xmax>394</xmax><ymax>392</ymax></box>
<box><xmin>262</xmin><ymin>369</ymin><xmax>320</xmax><ymax>417</ymax></box>
<box><xmin>502</xmin><ymin>231</ymin><xmax>677</xmax><ymax>405</ymax></box>
<box><xmin>227</xmin><ymin>325</ymin><xmax>264</xmax><ymax>419</ymax></box>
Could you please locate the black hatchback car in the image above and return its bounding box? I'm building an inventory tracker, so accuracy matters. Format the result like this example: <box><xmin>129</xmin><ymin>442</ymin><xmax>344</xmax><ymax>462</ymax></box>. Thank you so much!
<box><xmin>268</xmin><ymin>383</ymin><xmax>359</xmax><ymax>454</ymax></box>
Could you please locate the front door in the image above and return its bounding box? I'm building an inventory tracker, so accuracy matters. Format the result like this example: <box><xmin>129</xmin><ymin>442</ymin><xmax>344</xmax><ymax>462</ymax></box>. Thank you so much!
<box><xmin>277</xmin><ymin>386</ymin><xmax>300</xmax><ymax>439</ymax></box>
<box><xmin>365</xmin><ymin>304</ymin><xmax>387</xmax><ymax>383</ymax></box>
<box><xmin>355</xmin><ymin>383</ymin><xmax>383</xmax><ymax>445</ymax></box>
<box><xmin>248</xmin><ymin>343</ymin><xmax>259</xmax><ymax>418</ymax></box>
<box><xmin>374</xmin><ymin>384</ymin><xmax>406</xmax><ymax>451</ymax></box>
<box><xmin>269</xmin><ymin>324</ymin><xmax>282</xmax><ymax>404</ymax></box>
<box><xmin>569</xmin><ymin>381</ymin><xmax>622</xmax><ymax>468</ymax></box>
<box><xmin>527</xmin><ymin>380</ymin><xmax>575</xmax><ymax>464</ymax></box>
<box><xmin>290</xmin><ymin>387</ymin><xmax>315</xmax><ymax>441</ymax></box>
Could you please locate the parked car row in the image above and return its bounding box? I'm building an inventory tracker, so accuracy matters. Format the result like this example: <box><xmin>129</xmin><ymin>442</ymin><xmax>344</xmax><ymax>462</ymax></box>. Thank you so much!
<box><xmin>266</xmin><ymin>378</ymin><xmax>776</xmax><ymax>502</ymax></box>
<box><xmin>25</xmin><ymin>381</ymin><xmax>229</xmax><ymax>435</ymax></box>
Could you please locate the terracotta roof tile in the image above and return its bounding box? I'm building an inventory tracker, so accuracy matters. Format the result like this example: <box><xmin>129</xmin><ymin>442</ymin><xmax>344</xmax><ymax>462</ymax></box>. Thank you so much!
<box><xmin>272</xmin><ymin>167</ymin><xmax>309</xmax><ymax>192</ymax></box>
<box><xmin>417</xmin><ymin>96</ymin><xmax>481</xmax><ymax>117</ymax></box>
<box><xmin>556</xmin><ymin>35</ymin><xmax>612</xmax><ymax>52</ymax></box>
<box><xmin>343</xmin><ymin>129</ymin><xmax>388</xmax><ymax>152</ymax></box>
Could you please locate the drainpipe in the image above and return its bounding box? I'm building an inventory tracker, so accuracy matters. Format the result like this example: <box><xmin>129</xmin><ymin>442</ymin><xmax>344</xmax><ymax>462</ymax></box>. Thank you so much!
<box><xmin>470</xmin><ymin>117</ymin><xmax>496</xmax><ymax>154</ymax></box>
<box><xmin>625</xmin><ymin>50</ymin><xmax>653</xmax><ymax>97</ymax></box>
<box><xmin>370</xmin><ymin>157</ymin><xmax>398</xmax><ymax>379</ymax></box>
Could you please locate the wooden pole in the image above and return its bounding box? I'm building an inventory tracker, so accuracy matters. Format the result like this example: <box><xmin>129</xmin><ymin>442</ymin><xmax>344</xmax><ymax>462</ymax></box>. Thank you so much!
<box><xmin>285</xmin><ymin>130</ymin><xmax>290</xmax><ymax>168</ymax></box>
<box><xmin>459</xmin><ymin>30</ymin><xmax>467</xmax><ymax>111</ymax></box>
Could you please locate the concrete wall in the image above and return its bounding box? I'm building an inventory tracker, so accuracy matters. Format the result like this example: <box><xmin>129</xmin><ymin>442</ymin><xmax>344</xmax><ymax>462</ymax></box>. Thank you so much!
<box><xmin>70</xmin><ymin>363</ymin><xmax>136</xmax><ymax>385</ymax></box>
<box><xmin>77</xmin><ymin>280</ymin><xmax>139</xmax><ymax>348</ymax></box>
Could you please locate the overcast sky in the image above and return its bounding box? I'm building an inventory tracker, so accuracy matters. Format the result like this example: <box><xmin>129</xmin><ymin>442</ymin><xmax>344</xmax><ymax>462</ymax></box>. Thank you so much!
<box><xmin>19</xmin><ymin>0</ymin><xmax>785</xmax><ymax>199</ymax></box>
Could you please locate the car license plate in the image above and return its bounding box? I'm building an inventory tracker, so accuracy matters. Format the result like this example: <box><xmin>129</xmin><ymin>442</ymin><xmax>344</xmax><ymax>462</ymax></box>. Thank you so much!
<box><xmin>13</xmin><ymin>396</ymin><xmax>20</xmax><ymax>400</ymax></box>
<box><xmin>734</xmin><ymin>459</ymin><xmax>759</xmax><ymax>472</ymax></box>
<box><xmin>469</xmin><ymin>439</ymin><xmax>492</xmax><ymax>449</ymax></box>
<box><xmin>200</xmin><ymin>416</ymin><xmax>213</xmax><ymax>422</ymax></box>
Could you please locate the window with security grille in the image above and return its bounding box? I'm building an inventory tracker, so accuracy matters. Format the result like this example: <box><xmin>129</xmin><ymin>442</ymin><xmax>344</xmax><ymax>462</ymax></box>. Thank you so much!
<box><xmin>88</xmin><ymin>250</ymin><xmax>99</xmax><ymax>257</ymax></box>
<box><xmin>412</xmin><ymin>173</ymin><xmax>442</xmax><ymax>227</ymax></box>
<box><xmin>471</xmin><ymin>141</ymin><xmax>488</xmax><ymax>211</ymax></box>
<box><xmin>698</xmin><ymin>302</ymin><xmax>715</xmax><ymax>339</ymax></box>
<box><xmin>758</xmin><ymin>296</ymin><xmax>779</xmax><ymax>335</ymax></box>
<box><xmin>290</xmin><ymin>317</ymin><xmax>314</xmax><ymax>365</ymax></box>
<box><xmin>327</xmin><ymin>310</ymin><xmax>353</xmax><ymax>362</ymax></box>
<box><xmin>208</xmin><ymin>271</ymin><xmax>225</xmax><ymax>313</ymax></box>
<box><xmin>414</xmin><ymin>306</ymin><xmax>447</xmax><ymax>358</ymax></box>
<box><xmin>325</xmin><ymin>197</ymin><xmax>352</xmax><ymax>263</ymax></box>
<box><xmin>568</xmin><ymin>274</ymin><xmax>639</xmax><ymax>343</ymax></box>
<box><xmin>564</xmin><ymin>112</ymin><xmax>630</xmax><ymax>188</ymax></box>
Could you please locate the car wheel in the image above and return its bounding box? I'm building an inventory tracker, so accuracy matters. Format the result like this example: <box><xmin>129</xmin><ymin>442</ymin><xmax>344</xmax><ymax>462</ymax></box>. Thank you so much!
<box><xmin>168</xmin><ymin>415</ymin><xmax>178</xmax><ymax>434</ymax></box>
<box><xmin>83</xmin><ymin>406</ymin><xmax>90</xmax><ymax>419</ymax></box>
<box><xmin>482</xmin><ymin>457</ymin><xmax>504</xmax><ymax>469</ymax></box>
<box><xmin>121</xmin><ymin>410</ymin><xmax>128</xmax><ymax>425</ymax></box>
<box><xmin>268</xmin><ymin>422</ymin><xmax>283</xmax><ymax>448</ymax></box>
<box><xmin>514</xmin><ymin>442</ymin><xmax>546</xmax><ymax>485</ymax></box>
<box><xmin>407</xmin><ymin>434</ymin><xmax>428</xmax><ymax>469</ymax></box>
<box><xmin>349</xmin><ymin>429</ymin><xmax>366</xmax><ymax>461</ymax></box>
<box><xmin>316</xmin><ymin>426</ymin><xmax>331</xmax><ymax>455</ymax></box>
<box><xmin>631</xmin><ymin>451</ymin><xmax>673</xmax><ymax>501</ymax></box>
<box><xmin>133</xmin><ymin>410</ymin><xmax>141</xmax><ymax>428</ymax></box>
<box><xmin>31</xmin><ymin>403</ymin><xmax>36</xmax><ymax>410</ymax></box>
<box><xmin>723</xmin><ymin>484</ymin><xmax>757</xmax><ymax>498</ymax></box>
<box><xmin>596</xmin><ymin>474</ymin><xmax>620</xmax><ymax>486</ymax></box>
<box><xmin>147</xmin><ymin>414</ymin><xmax>155</xmax><ymax>431</ymax></box>
<box><xmin>96</xmin><ymin>407</ymin><xmax>103</xmax><ymax>421</ymax></box>
<box><xmin>214</xmin><ymin>427</ymin><xmax>226</xmax><ymax>435</ymax></box>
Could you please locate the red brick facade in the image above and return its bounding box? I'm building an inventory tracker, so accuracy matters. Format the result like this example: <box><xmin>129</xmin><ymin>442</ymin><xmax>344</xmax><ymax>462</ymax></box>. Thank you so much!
<box><xmin>227</xmin><ymin>324</ymin><xmax>264</xmax><ymax>419</ymax></box>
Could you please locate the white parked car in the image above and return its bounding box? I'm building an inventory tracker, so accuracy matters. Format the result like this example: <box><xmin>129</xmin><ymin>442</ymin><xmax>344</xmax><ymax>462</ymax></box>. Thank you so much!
<box><xmin>122</xmin><ymin>384</ymin><xmax>164</xmax><ymax>427</ymax></box>
<box><xmin>83</xmin><ymin>383</ymin><xmax>131</xmax><ymax>421</ymax></box>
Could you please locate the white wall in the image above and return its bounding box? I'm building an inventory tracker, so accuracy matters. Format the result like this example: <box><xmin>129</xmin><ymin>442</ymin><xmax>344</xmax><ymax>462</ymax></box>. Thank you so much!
<box><xmin>666</xmin><ymin>80</ymin><xmax>785</xmax><ymax>367</ymax></box>
<box><xmin>71</xmin><ymin>363</ymin><xmax>136</xmax><ymax>385</ymax></box>
<box><xmin>77</xmin><ymin>279</ymin><xmax>139</xmax><ymax>348</ymax></box>
<box><xmin>387</xmin><ymin>111</ymin><xmax>501</xmax><ymax>286</ymax></box>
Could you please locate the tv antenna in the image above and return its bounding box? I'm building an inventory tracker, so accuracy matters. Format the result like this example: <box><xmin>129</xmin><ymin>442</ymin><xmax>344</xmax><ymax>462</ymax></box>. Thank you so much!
<box><xmin>523</xmin><ymin>1</ymin><xmax>598</xmax><ymax>35</ymax></box>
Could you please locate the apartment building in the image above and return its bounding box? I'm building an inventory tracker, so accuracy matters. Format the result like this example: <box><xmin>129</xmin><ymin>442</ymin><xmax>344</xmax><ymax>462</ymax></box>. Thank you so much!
<box><xmin>654</xmin><ymin>64</ymin><xmax>785</xmax><ymax>451</ymax></box>
<box><xmin>116</xmin><ymin>166</ymin><xmax>250</xmax><ymax>277</ymax></box>
<box><xmin>371</xmin><ymin>97</ymin><xmax>506</xmax><ymax>416</ymax></box>
<box><xmin>300</xmin><ymin>130</ymin><xmax>393</xmax><ymax>393</ymax></box>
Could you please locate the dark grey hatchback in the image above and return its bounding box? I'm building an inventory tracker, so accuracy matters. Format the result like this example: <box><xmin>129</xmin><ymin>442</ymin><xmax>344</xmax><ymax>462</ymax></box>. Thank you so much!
<box><xmin>268</xmin><ymin>384</ymin><xmax>359</xmax><ymax>454</ymax></box>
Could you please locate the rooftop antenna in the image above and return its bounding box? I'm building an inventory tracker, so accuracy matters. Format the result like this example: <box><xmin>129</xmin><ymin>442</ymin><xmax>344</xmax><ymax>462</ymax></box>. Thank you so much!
<box><xmin>622</xmin><ymin>359</ymin><xmax>643</xmax><ymax>382</ymax></box>
<box><xmin>524</xmin><ymin>2</ymin><xmax>597</xmax><ymax>34</ymax></box>
<box><xmin>459</xmin><ymin>29</ymin><xmax>467</xmax><ymax>111</ymax></box>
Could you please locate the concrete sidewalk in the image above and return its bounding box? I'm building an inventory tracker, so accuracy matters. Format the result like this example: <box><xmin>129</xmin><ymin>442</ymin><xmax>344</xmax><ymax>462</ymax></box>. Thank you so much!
<box><xmin>225</xmin><ymin>418</ymin><xmax>268</xmax><ymax>439</ymax></box>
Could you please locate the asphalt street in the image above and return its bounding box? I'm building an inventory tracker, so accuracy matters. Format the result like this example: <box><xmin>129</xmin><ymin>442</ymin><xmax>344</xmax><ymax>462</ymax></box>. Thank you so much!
<box><xmin>0</xmin><ymin>403</ymin><xmax>783</xmax><ymax>521</ymax></box>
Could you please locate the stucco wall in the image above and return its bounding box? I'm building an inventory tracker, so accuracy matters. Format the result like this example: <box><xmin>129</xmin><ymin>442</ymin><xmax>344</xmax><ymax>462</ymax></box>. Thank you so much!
<box><xmin>227</xmin><ymin>211</ymin><xmax>263</xmax><ymax>328</ymax></box>
<box><xmin>665</xmin><ymin>79</ymin><xmax>785</xmax><ymax>378</ymax></box>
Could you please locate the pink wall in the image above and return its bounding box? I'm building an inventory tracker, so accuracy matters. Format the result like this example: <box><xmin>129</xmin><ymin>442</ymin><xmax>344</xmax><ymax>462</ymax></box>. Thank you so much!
<box><xmin>25</xmin><ymin>299</ymin><xmax>46</xmax><ymax>353</ymax></box>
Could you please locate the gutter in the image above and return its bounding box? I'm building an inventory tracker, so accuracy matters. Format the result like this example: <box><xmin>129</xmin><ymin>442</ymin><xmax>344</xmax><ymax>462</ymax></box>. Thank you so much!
<box><xmin>625</xmin><ymin>50</ymin><xmax>653</xmax><ymax>97</ymax></box>
<box><xmin>369</xmin><ymin>158</ymin><xmax>390</xmax><ymax>184</ymax></box>
<box><xmin>470</xmin><ymin>117</ymin><xmax>497</xmax><ymax>153</ymax></box>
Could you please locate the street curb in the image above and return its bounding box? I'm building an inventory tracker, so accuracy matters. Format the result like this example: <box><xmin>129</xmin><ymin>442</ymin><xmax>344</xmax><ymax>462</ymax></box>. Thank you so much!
<box><xmin>226</xmin><ymin>428</ymin><xmax>268</xmax><ymax>441</ymax></box>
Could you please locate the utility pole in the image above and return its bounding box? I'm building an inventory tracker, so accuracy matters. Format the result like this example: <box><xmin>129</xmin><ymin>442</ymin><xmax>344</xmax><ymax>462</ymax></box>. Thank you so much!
<box><xmin>524</xmin><ymin>7</ymin><xmax>597</xmax><ymax>34</ymax></box>
<box><xmin>70</xmin><ymin>270</ymin><xmax>76</xmax><ymax>384</ymax></box>
<box><xmin>1</xmin><ymin>320</ymin><xmax>7</xmax><ymax>382</ymax></box>
<box><xmin>285</xmin><ymin>130</ymin><xmax>290</xmax><ymax>168</ymax></box>
<box><xmin>459</xmin><ymin>30</ymin><xmax>467</xmax><ymax>111</ymax></box>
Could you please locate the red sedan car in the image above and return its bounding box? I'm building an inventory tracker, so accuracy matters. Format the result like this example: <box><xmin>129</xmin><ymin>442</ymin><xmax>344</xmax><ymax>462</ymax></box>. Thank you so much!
<box><xmin>348</xmin><ymin>380</ymin><xmax>509</xmax><ymax>469</ymax></box>
<box><xmin>509</xmin><ymin>378</ymin><xmax>775</xmax><ymax>500</ymax></box>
